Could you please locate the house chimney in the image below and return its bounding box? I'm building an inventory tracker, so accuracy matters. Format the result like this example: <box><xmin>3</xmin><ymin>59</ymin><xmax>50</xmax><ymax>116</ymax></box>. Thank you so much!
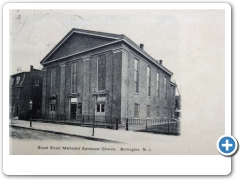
<box><xmin>140</xmin><ymin>43</ymin><xmax>144</xmax><ymax>50</ymax></box>
<box><xmin>159</xmin><ymin>60</ymin><xmax>163</xmax><ymax>65</ymax></box>
<box><xmin>30</xmin><ymin>65</ymin><xmax>33</xmax><ymax>71</ymax></box>
<box><xmin>17</xmin><ymin>66</ymin><xmax>22</xmax><ymax>73</ymax></box>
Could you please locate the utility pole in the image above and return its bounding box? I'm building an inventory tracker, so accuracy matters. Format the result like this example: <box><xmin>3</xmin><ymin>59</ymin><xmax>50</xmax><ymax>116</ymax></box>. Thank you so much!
<box><xmin>92</xmin><ymin>93</ymin><xmax>97</xmax><ymax>136</ymax></box>
<box><xmin>92</xmin><ymin>107</ymin><xmax>95</xmax><ymax>136</ymax></box>
<box><xmin>29</xmin><ymin>100</ymin><xmax>33</xmax><ymax>127</ymax></box>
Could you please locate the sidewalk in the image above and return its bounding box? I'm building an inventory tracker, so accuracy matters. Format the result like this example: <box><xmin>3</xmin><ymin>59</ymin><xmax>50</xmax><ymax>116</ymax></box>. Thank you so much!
<box><xmin>10</xmin><ymin>120</ymin><xmax>178</xmax><ymax>144</ymax></box>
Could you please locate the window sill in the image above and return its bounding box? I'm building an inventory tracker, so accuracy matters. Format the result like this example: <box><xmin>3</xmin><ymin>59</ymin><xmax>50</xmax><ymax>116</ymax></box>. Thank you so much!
<box><xmin>134</xmin><ymin>92</ymin><xmax>139</xmax><ymax>95</ymax></box>
<box><xmin>68</xmin><ymin>93</ymin><xmax>79</xmax><ymax>98</ymax></box>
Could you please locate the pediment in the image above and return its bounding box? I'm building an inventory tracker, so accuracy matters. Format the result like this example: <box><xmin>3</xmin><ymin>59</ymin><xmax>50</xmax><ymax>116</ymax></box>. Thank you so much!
<box><xmin>42</xmin><ymin>32</ymin><xmax>118</xmax><ymax>63</ymax></box>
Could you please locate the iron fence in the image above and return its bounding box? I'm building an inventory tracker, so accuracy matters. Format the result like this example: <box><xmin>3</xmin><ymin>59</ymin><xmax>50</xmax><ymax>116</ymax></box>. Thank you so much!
<box><xmin>16</xmin><ymin>113</ymin><xmax>180</xmax><ymax>135</ymax></box>
<box><xmin>120</xmin><ymin>118</ymin><xmax>180</xmax><ymax>135</ymax></box>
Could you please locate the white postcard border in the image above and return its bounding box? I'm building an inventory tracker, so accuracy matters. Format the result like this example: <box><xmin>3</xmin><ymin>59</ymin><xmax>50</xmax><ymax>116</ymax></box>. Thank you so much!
<box><xmin>3</xmin><ymin>2</ymin><xmax>231</xmax><ymax>175</ymax></box>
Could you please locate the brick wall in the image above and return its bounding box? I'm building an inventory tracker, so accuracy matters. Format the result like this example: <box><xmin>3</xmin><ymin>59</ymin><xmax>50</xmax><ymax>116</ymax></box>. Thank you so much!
<box><xmin>17</xmin><ymin>73</ymin><xmax>31</xmax><ymax>115</ymax></box>
<box><xmin>43</xmin><ymin>42</ymin><xmax>123</xmax><ymax>118</ymax></box>
<box><xmin>113</xmin><ymin>50</ymin><xmax>123</xmax><ymax>118</ymax></box>
<box><xmin>41</xmin><ymin>33</ymin><xmax>175</xmax><ymax>121</ymax></box>
<box><xmin>123</xmin><ymin>46</ymin><xmax>172</xmax><ymax>120</ymax></box>
<box><xmin>30</xmin><ymin>69</ymin><xmax>43</xmax><ymax>114</ymax></box>
<box><xmin>10</xmin><ymin>68</ymin><xmax>43</xmax><ymax>118</ymax></box>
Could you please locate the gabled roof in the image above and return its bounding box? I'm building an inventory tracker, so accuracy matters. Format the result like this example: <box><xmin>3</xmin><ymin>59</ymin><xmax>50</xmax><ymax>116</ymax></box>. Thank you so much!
<box><xmin>40</xmin><ymin>28</ymin><xmax>173</xmax><ymax>75</ymax></box>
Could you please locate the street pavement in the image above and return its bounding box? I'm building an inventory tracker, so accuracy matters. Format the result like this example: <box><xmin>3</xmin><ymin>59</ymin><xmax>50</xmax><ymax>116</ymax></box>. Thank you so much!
<box><xmin>10</xmin><ymin>126</ymin><xmax>89</xmax><ymax>141</ymax></box>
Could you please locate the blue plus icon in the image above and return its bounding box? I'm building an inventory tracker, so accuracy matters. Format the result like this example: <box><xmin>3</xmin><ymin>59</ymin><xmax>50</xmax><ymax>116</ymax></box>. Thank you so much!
<box><xmin>217</xmin><ymin>135</ymin><xmax>238</xmax><ymax>156</ymax></box>
<box><xmin>220</xmin><ymin>138</ymin><xmax>234</xmax><ymax>153</ymax></box>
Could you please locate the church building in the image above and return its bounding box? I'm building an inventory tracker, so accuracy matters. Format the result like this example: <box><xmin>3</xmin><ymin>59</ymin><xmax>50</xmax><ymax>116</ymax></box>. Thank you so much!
<box><xmin>40</xmin><ymin>28</ymin><xmax>177</xmax><ymax>121</ymax></box>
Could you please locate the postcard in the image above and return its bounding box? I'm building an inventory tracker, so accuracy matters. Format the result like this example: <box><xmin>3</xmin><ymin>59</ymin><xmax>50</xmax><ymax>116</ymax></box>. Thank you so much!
<box><xmin>3</xmin><ymin>2</ymin><xmax>232</xmax><ymax>175</ymax></box>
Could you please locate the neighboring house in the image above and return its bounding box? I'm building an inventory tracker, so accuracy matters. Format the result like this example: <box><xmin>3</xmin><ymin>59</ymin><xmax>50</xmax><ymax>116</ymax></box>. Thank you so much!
<box><xmin>170</xmin><ymin>82</ymin><xmax>177</xmax><ymax>119</ymax></box>
<box><xmin>9</xmin><ymin>65</ymin><xmax>42</xmax><ymax>119</ymax></box>
<box><xmin>40</xmin><ymin>28</ymin><xmax>177</xmax><ymax>121</ymax></box>
<box><xmin>175</xmin><ymin>95</ymin><xmax>181</xmax><ymax>120</ymax></box>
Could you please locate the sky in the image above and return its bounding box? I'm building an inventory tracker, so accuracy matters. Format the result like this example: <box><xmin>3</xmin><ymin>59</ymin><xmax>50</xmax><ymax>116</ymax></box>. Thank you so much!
<box><xmin>9</xmin><ymin>10</ymin><xmax>188</xmax><ymax>79</ymax></box>
<box><xmin>9</xmin><ymin>9</ymin><xmax>224</xmax><ymax>86</ymax></box>
<box><xmin>9</xmin><ymin>9</ymin><xmax>225</xmax><ymax>154</ymax></box>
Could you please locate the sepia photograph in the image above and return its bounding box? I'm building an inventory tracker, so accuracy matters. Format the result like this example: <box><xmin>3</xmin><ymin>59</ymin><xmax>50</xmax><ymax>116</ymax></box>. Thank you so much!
<box><xmin>8</xmin><ymin>7</ymin><xmax>225</xmax><ymax>156</ymax></box>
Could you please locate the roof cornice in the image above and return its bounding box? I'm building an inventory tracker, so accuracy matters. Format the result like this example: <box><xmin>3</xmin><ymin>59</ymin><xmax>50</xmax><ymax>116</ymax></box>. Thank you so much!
<box><xmin>122</xmin><ymin>39</ymin><xmax>173</xmax><ymax>75</ymax></box>
<box><xmin>41</xmin><ymin>39</ymin><xmax>122</xmax><ymax>65</ymax></box>
<box><xmin>171</xmin><ymin>82</ymin><xmax>177</xmax><ymax>87</ymax></box>
<box><xmin>40</xmin><ymin>28</ymin><xmax>173</xmax><ymax>76</ymax></box>
<box><xmin>40</xmin><ymin>29</ymin><xmax>121</xmax><ymax>64</ymax></box>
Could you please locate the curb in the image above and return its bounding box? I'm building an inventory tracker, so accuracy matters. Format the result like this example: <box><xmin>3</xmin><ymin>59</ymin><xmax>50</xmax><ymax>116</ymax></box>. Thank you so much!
<box><xmin>10</xmin><ymin>125</ymin><xmax>121</xmax><ymax>144</ymax></box>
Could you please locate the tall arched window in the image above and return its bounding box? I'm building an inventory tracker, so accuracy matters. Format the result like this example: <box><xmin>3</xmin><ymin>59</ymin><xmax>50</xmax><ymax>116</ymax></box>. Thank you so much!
<box><xmin>134</xmin><ymin>59</ymin><xmax>139</xmax><ymax>93</ymax></box>
<box><xmin>51</xmin><ymin>68</ymin><xmax>56</xmax><ymax>95</ymax></box>
<box><xmin>157</xmin><ymin>73</ymin><xmax>160</xmax><ymax>98</ymax></box>
<box><xmin>97</xmin><ymin>55</ymin><xmax>106</xmax><ymax>91</ymax></box>
<box><xmin>164</xmin><ymin>77</ymin><xmax>167</xmax><ymax>100</ymax></box>
<box><xmin>147</xmin><ymin>67</ymin><xmax>151</xmax><ymax>96</ymax></box>
<box><xmin>71</xmin><ymin>62</ymin><xmax>77</xmax><ymax>93</ymax></box>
